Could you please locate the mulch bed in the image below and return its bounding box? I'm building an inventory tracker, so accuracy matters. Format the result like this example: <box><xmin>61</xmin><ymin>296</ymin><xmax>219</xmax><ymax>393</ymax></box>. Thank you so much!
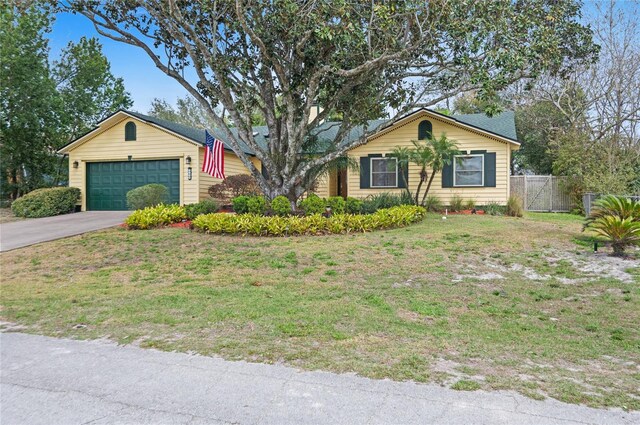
<box><xmin>445</xmin><ymin>209</ymin><xmax>485</xmax><ymax>215</ymax></box>
<box><xmin>169</xmin><ymin>220</ymin><xmax>192</xmax><ymax>228</ymax></box>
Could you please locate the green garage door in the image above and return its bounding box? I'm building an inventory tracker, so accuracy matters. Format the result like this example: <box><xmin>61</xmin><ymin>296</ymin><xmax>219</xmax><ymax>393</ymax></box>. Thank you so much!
<box><xmin>86</xmin><ymin>160</ymin><xmax>180</xmax><ymax>210</ymax></box>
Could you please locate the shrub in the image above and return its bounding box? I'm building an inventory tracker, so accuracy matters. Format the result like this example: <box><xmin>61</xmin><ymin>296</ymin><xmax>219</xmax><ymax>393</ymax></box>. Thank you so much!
<box><xmin>483</xmin><ymin>202</ymin><xmax>504</xmax><ymax>216</ymax></box>
<box><xmin>345</xmin><ymin>197</ymin><xmax>363</xmax><ymax>214</ymax></box>
<box><xmin>247</xmin><ymin>196</ymin><xmax>267</xmax><ymax>215</ymax></box>
<box><xmin>585</xmin><ymin>195</ymin><xmax>640</xmax><ymax>256</ymax></box>
<box><xmin>399</xmin><ymin>190</ymin><xmax>415</xmax><ymax>206</ymax></box>
<box><xmin>232</xmin><ymin>195</ymin><xmax>250</xmax><ymax>214</ymax></box>
<box><xmin>193</xmin><ymin>205</ymin><xmax>427</xmax><ymax>236</ymax></box>
<box><xmin>11</xmin><ymin>187</ymin><xmax>80</xmax><ymax>218</ymax></box>
<box><xmin>185</xmin><ymin>199</ymin><xmax>219</xmax><ymax>220</ymax></box>
<box><xmin>449</xmin><ymin>195</ymin><xmax>465</xmax><ymax>212</ymax></box>
<box><xmin>125</xmin><ymin>204</ymin><xmax>186</xmax><ymax>229</ymax></box>
<box><xmin>126</xmin><ymin>184</ymin><xmax>169</xmax><ymax>210</ymax></box>
<box><xmin>423</xmin><ymin>195</ymin><xmax>443</xmax><ymax>212</ymax></box>
<box><xmin>208</xmin><ymin>174</ymin><xmax>261</xmax><ymax>203</ymax></box>
<box><xmin>585</xmin><ymin>195</ymin><xmax>640</xmax><ymax>225</ymax></box>
<box><xmin>270</xmin><ymin>195</ymin><xmax>292</xmax><ymax>216</ymax></box>
<box><xmin>587</xmin><ymin>216</ymin><xmax>640</xmax><ymax>256</ymax></box>
<box><xmin>465</xmin><ymin>199</ymin><xmax>476</xmax><ymax>210</ymax></box>
<box><xmin>299</xmin><ymin>194</ymin><xmax>326</xmax><ymax>215</ymax></box>
<box><xmin>506</xmin><ymin>196</ymin><xmax>524</xmax><ymax>217</ymax></box>
<box><xmin>326</xmin><ymin>196</ymin><xmax>346</xmax><ymax>214</ymax></box>
<box><xmin>361</xmin><ymin>193</ymin><xmax>409</xmax><ymax>214</ymax></box>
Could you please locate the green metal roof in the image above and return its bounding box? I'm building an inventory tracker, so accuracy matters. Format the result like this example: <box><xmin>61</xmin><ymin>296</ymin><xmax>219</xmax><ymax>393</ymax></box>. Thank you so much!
<box><xmin>449</xmin><ymin>110</ymin><xmax>517</xmax><ymax>141</ymax></box>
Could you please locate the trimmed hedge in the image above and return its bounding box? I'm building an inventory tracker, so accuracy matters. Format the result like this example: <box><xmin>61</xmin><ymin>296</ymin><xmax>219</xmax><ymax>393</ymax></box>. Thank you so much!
<box><xmin>11</xmin><ymin>187</ymin><xmax>80</xmax><ymax>218</ymax></box>
<box><xmin>271</xmin><ymin>195</ymin><xmax>292</xmax><ymax>216</ymax></box>
<box><xmin>185</xmin><ymin>199</ymin><xmax>219</xmax><ymax>220</ymax></box>
<box><xmin>192</xmin><ymin>205</ymin><xmax>426</xmax><ymax>236</ymax></box>
<box><xmin>125</xmin><ymin>204</ymin><xmax>186</xmax><ymax>229</ymax></box>
<box><xmin>126</xmin><ymin>184</ymin><xmax>169</xmax><ymax>210</ymax></box>
<box><xmin>299</xmin><ymin>194</ymin><xmax>326</xmax><ymax>215</ymax></box>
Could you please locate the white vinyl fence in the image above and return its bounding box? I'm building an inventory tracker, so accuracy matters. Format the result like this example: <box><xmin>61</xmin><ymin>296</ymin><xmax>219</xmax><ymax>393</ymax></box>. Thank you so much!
<box><xmin>510</xmin><ymin>175</ymin><xmax>573</xmax><ymax>212</ymax></box>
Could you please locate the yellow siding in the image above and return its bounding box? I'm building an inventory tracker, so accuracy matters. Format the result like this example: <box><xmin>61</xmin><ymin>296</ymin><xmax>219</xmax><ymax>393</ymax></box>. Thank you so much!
<box><xmin>313</xmin><ymin>175</ymin><xmax>331</xmax><ymax>198</ymax></box>
<box><xmin>67</xmin><ymin>117</ymin><xmax>199</xmax><ymax>210</ymax></box>
<box><xmin>197</xmin><ymin>150</ymin><xmax>261</xmax><ymax>200</ymax></box>
<box><xmin>347</xmin><ymin>111</ymin><xmax>512</xmax><ymax>204</ymax></box>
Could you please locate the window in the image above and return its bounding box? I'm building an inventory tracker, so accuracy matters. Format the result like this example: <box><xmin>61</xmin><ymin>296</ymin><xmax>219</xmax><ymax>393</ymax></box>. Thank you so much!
<box><xmin>370</xmin><ymin>157</ymin><xmax>398</xmax><ymax>188</ymax></box>
<box><xmin>125</xmin><ymin>121</ymin><xmax>137</xmax><ymax>141</ymax></box>
<box><xmin>454</xmin><ymin>154</ymin><xmax>484</xmax><ymax>186</ymax></box>
<box><xmin>418</xmin><ymin>120</ymin><xmax>432</xmax><ymax>140</ymax></box>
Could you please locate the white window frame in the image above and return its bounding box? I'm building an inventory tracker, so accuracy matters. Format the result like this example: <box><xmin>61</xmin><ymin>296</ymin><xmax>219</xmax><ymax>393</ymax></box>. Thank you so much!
<box><xmin>370</xmin><ymin>157</ymin><xmax>398</xmax><ymax>188</ymax></box>
<box><xmin>453</xmin><ymin>154</ymin><xmax>484</xmax><ymax>187</ymax></box>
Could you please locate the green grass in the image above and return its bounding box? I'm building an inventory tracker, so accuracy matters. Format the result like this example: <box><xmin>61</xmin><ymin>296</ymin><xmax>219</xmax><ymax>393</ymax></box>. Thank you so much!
<box><xmin>451</xmin><ymin>380</ymin><xmax>482</xmax><ymax>391</ymax></box>
<box><xmin>1</xmin><ymin>212</ymin><xmax>638</xmax><ymax>410</ymax></box>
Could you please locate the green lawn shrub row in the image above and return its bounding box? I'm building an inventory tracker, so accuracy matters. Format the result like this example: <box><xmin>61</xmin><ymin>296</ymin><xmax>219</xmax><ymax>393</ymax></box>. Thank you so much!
<box><xmin>125</xmin><ymin>204</ymin><xmax>187</xmax><ymax>229</ymax></box>
<box><xmin>192</xmin><ymin>205</ymin><xmax>427</xmax><ymax>236</ymax></box>
<box><xmin>11</xmin><ymin>187</ymin><xmax>80</xmax><ymax>218</ymax></box>
<box><xmin>126</xmin><ymin>199</ymin><xmax>220</xmax><ymax>229</ymax></box>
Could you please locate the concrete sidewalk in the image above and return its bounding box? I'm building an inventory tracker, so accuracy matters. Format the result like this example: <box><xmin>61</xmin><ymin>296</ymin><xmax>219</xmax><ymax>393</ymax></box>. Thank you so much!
<box><xmin>1</xmin><ymin>333</ymin><xmax>637</xmax><ymax>424</ymax></box>
<box><xmin>0</xmin><ymin>211</ymin><xmax>130</xmax><ymax>251</ymax></box>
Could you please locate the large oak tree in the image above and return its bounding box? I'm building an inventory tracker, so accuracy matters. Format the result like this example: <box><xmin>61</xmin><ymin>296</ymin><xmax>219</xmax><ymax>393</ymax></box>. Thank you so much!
<box><xmin>66</xmin><ymin>0</ymin><xmax>597</xmax><ymax>202</ymax></box>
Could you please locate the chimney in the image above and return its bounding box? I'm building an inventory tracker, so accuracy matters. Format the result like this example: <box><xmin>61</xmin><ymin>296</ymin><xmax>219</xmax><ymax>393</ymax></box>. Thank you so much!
<box><xmin>309</xmin><ymin>104</ymin><xmax>324</xmax><ymax>124</ymax></box>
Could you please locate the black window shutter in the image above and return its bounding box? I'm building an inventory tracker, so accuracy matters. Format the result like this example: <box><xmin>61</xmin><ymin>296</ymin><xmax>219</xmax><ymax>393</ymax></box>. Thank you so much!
<box><xmin>442</xmin><ymin>161</ymin><xmax>454</xmax><ymax>188</ymax></box>
<box><xmin>261</xmin><ymin>163</ymin><xmax>269</xmax><ymax>179</ymax></box>
<box><xmin>418</xmin><ymin>120</ymin><xmax>433</xmax><ymax>140</ymax></box>
<box><xmin>360</xmin><ymin>157</ymin><xmax>370</xmax><ymax>189</ymax></box>
<box><xmin>484</xmin><ymin>152</ymin><xmax>496</xmax><ymax>187</ymax></box>
<box><xmin>398</xmin><ymin>163</ymin><xmax>408</xmax><ymax>188</ymax></box>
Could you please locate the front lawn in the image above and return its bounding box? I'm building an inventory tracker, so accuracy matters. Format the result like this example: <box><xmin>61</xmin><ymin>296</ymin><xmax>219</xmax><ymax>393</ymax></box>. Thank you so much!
<box><xmin>1</xmin><ymin>213</ymin><xmax>638</xmax><ymax>409</ymax></box>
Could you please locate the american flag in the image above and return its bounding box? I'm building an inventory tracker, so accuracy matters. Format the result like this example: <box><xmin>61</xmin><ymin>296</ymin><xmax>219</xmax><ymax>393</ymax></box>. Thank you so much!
<box><xmin>203</xmin><ymin>130</ymin><xmax>225</xmax><ymax>179</ymax></box>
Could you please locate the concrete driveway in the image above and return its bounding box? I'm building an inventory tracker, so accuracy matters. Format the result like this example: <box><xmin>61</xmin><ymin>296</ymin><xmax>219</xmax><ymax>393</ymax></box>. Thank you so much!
<box><xmin>1</xmin><ymin>333</ymin><xmax>637</xmax><ymax>425</ymax></box>
<box><xmin>0</xmin><ymin>211</ymin><xmax>130</xmax><ymax>252</ymax></box>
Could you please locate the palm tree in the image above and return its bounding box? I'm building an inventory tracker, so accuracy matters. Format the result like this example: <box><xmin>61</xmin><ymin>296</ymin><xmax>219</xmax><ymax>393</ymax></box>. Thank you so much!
<box><xmin>392</xmin><ymin>133</ymin><xmax>460</xmax><ymax>206</ymax></box>
<box><xmin>420</xmin><ymin>134</ymin><xmax>460</xmax><ymax>206</ymax></box>
<box><xmin>390</xmin><ymin>146</ymin><xmax>412</xmax><ymax>200</ymax></box>
<box><xmin>409</xmin><ymin>140</ymin><xmax>435</xmax><ymax>205</ymax></box>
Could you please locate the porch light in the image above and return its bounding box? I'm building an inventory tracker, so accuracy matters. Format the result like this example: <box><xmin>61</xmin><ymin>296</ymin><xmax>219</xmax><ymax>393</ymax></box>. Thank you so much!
<box><xmin>188</xmin><ymin>167</ymin><xmax>193</xmax><ymax>181</ymax></box>
<box><xmin>73</xmin><ymin>161</ymin><xmax>79</xmax><ymax>169</ymax></box>
<box><xmin>186</xmin><ymin>156</ymin><xmax>192</xmax><ymax>165</ymax></box>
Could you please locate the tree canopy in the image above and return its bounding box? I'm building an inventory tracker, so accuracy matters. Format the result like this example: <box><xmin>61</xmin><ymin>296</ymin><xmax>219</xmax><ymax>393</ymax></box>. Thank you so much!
<box><xmin>1</xmin><ymin>4</ymin><xmax>132</xmax><ymax>199</ymax></box>
<box><xmin>66</xmin><ymin>0</ymin><xmax>596</xmax><ymax>201</ymax></box>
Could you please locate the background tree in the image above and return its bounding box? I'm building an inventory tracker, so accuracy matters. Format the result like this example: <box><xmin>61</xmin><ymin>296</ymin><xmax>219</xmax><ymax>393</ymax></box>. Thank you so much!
<box><xmin>1</xmin><ymin>4</ymin><xmax>132</xmax><ymax>200</ymax></box>
<box><xmin>513</xmin><ymin>100</ymin><xmax>571</xmax><ymax>174</ymax></box>
<box><xmin>52</xmin><ymin>36</ymin><xmax>132</xmax><ymax>183</ymax></box>
<box><xmin>514</xmin><ymin>1</ymin><xmax>639</xmax><ymax>199</ymax></box>
<box><xmin>66</xmin><ymin>0</ymin><xmax>596</xmax><ymax>204</ymax></box>
<box><xmin>54</xmin><ymin>36</ymin><xmax>131</xmax><ymax>141</ymax></box>
<box><xmin>1</xmin><ymin>4</ymin><xmax>59</xmax><ymax>199</ymax></box>
<box><xmin>148</xmin><ymin>95</ymin><xmax>218</xmax><ymax>129</ymax></box>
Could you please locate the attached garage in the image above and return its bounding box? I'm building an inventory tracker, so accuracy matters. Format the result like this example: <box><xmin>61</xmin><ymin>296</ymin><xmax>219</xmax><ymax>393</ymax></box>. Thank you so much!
<box><xmin>86</xmin><ymin>160</ymin><xmax>180</xmax><ymax>210</ymax></box>
<box><xmin>57</xmin><ymin>110</ymin><xmax>259</xmax><ymax>211</ymax></box>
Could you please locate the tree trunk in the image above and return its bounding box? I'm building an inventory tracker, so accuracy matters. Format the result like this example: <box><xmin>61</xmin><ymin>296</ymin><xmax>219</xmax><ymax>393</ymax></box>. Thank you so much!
<box><xmin>420</xmin><ymin>170</ymin><xmax>438</xmax><ymax>206</ymax></box>
<box><xmin>611</xmin><ymin>242</ymin><xmax>625</xmax><ymax>257</ymax></box>
<box><xmin>414</xmin><ymin>166</ymin><xmax>427</xmax><ymax>205</ymax></box>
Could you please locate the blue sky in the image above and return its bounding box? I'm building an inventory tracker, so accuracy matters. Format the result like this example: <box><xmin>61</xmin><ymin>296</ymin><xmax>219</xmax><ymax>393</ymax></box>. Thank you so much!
<box><xmin>50</xmin><ymin>12</ymin><xmax>188</xmax><ymax>113</ymax></box>
<box><xmin>48</xmin><ymin>2</ymin><xmax>617</xmax><ymax>113</ymax></box>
